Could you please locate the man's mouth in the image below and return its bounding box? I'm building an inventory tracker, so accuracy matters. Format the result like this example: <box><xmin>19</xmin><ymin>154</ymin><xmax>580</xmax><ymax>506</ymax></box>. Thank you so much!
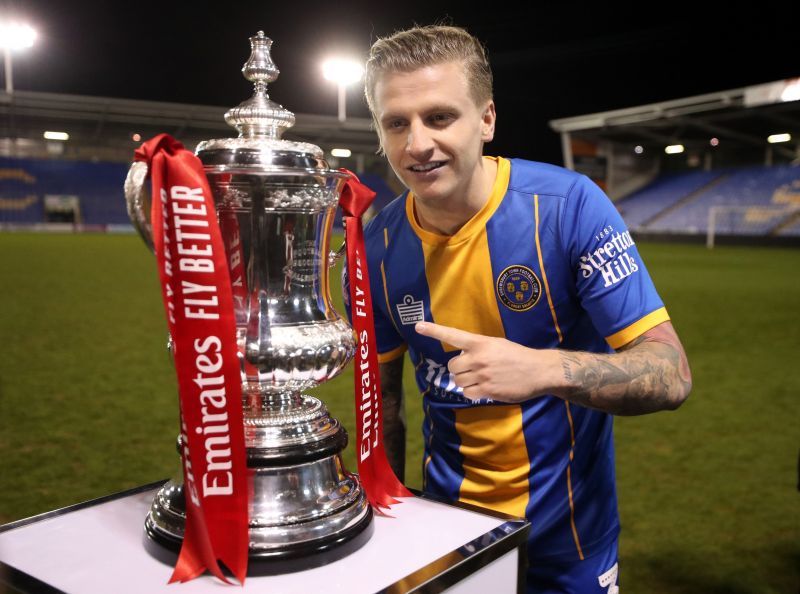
<box><xmin>409</xmin><ymin>161</ymin><xmax>446</xmax><ymax>173</ymax></box>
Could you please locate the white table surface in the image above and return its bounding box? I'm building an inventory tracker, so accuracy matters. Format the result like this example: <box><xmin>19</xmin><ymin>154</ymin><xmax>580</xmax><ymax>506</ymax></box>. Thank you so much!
<box><xmin>0</xmin><ymin>485</ymin><xmax>524</xmax><ymax>593</ymax></box>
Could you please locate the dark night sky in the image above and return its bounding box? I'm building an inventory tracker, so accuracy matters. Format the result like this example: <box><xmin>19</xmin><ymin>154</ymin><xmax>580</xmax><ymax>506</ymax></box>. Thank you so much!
<box><xmin>4</xmin><ymin>0</ymin><xmax>798</xmax><ymax>164</ymax></box>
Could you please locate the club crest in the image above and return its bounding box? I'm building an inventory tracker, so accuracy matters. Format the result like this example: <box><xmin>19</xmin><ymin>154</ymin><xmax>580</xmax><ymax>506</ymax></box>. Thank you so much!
<box><xmin>496</xmin><ymin>265</ymin><xmax>541</xmax><ymax>312</ymax></box>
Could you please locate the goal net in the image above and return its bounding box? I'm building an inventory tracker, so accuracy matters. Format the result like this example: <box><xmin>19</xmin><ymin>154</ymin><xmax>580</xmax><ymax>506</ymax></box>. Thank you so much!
<box><xmin>706</xmin><ymin>205</ymin><xmax>799</xmax><ymax>248</ymax></box>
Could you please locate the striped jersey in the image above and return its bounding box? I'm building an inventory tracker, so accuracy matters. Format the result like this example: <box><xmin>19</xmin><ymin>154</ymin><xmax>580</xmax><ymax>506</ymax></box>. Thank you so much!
<box><xmin>352</xmin><ymin>157</ymin><xmax>668</xmax><ymax>562</ymax></box>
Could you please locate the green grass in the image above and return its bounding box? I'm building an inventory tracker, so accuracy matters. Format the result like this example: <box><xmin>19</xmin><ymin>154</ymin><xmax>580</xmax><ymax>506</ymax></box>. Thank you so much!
<box><xmin>615</xmin><ymin>243</ymin><xmax>800</xmax><ymax>594</ymax></box>
<box><xmin>0</xmin><ymin>234</ymin><xmax>798</xmax><ymax>593</ymax></box>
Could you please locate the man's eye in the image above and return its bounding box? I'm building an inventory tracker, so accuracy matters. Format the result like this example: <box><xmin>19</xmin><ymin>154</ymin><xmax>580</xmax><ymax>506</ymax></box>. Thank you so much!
<box><xmin>429</xmin><ymin>113</ymin><xmax>453</xmax><ymax>125</ymax></box>
<box><xmin>387</xmin><ymin>120</ymin><xmax>406</xmax><ymax>130</ymax></box>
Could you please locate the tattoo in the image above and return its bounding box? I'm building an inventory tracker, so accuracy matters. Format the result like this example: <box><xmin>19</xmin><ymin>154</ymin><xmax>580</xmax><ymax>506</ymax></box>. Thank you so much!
<box><xmin>379</xmin><ymin>356</ymin><xmax>406</xmax><ymax>481</ymax></box>
<box><xmin>558</xmin><ymin>323</ymin><xmax>692</xmax><ymax>415</ymax></box>
<box><xmin>561</xmin><ymin>357</ymin><xmax>573</xmax><ymax>382</ymax></box>
<box><xmin>618</xmin><ymin>334</ymin><xmax>647</xmax><ymax>350</ymax></box>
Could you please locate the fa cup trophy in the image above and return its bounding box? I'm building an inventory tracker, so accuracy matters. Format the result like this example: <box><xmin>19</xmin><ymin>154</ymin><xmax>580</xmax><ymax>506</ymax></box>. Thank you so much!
<box><xmin>125</xmin><ymin>31</ymin><xmax>373</xmax><ymax>575</ymax></box>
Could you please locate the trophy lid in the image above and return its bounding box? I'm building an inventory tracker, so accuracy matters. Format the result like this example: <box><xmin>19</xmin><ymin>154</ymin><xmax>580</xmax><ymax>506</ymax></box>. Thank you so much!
<box><xmin>196</xmin><ymin>31</ymin><xmax>332</xmax><ymax>172</ymax></box>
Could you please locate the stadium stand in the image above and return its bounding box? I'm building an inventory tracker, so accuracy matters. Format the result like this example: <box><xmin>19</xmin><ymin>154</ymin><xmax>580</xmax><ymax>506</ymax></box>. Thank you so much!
<box><xmin>0</xmin><ymin>91</ymin><xmax>389</xmax><ymax>230</ymax></box>
<box><xmin>776</xmin><ymin>214</ymin><xmax>800</xmax><ymax>236</ymax></box>
<box><xmin>0</xmin><ymin>157</ymin><xmax>129</xmax><ymax>227</ymax></box>
<box><xmin>615</xmin><ymin>170</ymin><xmax>725</xmax><ymax>229</ymax></box>
<box><xmin>3</xmin><ymin>152</ymin><xmax>796</xmax><ymax>240</ymax></box>
<box><xmin>2</xmin><ymin>80</ymin><xmax>796</xmax><ymax>243</ymax></box>
<box><xmin>550</xmin><ymin>77</ymin><xmax>799</xmax><ymax>245</ymax></box>
<box><xmin>619</xmin><ymin>164</ymin><xmax>800</xmax><ymax>236</ymax></box>
<box><xmin>0</xmin><ymin>155</ymin><xmax>394</xmax><ymax>230</ymax></box>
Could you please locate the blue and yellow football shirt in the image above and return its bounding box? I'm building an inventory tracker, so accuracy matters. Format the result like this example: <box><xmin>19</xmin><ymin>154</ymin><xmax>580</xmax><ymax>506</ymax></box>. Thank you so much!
<box><xmin>351</xmin><ymin>157</ymin><xmax>668</xmax><ymax>563</ymax></box>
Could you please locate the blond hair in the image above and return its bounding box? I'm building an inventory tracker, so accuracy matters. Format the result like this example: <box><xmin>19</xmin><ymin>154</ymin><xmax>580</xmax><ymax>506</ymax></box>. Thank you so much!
<box><xmin>364</xmin><ymin>25</ymin><xmax>493</xmax><ymax>114</ymax></box>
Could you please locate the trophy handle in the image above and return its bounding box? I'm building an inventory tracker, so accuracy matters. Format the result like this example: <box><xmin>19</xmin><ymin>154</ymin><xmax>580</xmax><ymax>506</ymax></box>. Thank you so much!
<box><xmin>328</xmin><ymin>242</ymin><xmax>346</xmax><ymax>268</ymax></box>
<box><xmin>124</xmin><ymin>160</ymin><xmax>155</xmax><ymax>251</ymax></box>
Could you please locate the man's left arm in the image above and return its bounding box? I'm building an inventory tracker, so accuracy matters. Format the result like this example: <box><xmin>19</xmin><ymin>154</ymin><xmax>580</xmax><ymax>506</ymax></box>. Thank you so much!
<box><xmin>556</xmin><ymin>320</ymin><xmax>692</xmax><ymax>415</ymax></box>
<box><xmin>415</xmin><ymin>320</ymin><xmax>692</xmax><ymax>415</ymax></box>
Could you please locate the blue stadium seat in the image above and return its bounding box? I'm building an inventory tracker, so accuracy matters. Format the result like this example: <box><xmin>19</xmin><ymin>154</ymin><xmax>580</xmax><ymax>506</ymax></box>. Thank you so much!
<box><xmin>619</xmin><ymin>164</ymin><xmax>800</xmax><ymax>236</ymax></box>
<box><xmin>617</xmin><ymin>170</ymin><xmax>725</xmax><ymax>229</ymax></box>
<box><xmin>0</xmin><ymin>157</ymin><xmax>129</xmax><ymax>226</ymax></box>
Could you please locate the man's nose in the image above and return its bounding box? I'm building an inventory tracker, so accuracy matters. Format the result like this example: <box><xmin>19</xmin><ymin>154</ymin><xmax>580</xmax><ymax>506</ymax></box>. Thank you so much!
<box><xmin>406</xmin><ymin>121</ymin><xmax>434</xmax><ymax>157</ymax></box>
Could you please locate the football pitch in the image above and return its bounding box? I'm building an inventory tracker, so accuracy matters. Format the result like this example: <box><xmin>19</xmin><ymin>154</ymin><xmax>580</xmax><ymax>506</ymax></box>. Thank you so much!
<box><xmin>0</xmin><ymin>232</ymin><xmax>798</xmax><ymax>593</ymax></box>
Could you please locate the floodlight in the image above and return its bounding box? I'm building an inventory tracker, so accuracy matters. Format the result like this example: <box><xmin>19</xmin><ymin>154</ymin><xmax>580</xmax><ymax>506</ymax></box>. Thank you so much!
<box><xmin>321</xmin><ymin>57</ymin><xmax>364</xmax><ymax>122</ymax></box>
<box><xmin>767</xmin><ymin>133</ymin><xmax>791</xmax><ymax>144</ymax></box>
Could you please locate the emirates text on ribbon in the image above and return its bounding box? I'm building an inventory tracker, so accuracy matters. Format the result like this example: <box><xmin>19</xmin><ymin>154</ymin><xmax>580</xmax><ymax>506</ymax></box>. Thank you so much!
<box><xmin>164</xmin><ymin>184</ymin><xmax>235</xmax><ymax>501</ymax></box>
<box><xmin>353</xmin><ymin>247</ymin><xmax>380</xmax><ymax>463</ymax></box>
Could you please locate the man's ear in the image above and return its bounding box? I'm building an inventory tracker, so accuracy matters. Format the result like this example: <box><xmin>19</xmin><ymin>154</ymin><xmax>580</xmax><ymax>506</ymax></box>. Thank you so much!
<box><xmin>482</xmin><ymin>100</ymin><xmax>496</xmax><ymax>142</ymax></box>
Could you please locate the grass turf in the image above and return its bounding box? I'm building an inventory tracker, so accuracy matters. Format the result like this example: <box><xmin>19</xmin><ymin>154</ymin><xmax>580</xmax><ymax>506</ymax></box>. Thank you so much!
<box><xmin>0</xmin><ymin>233</ymin><xmax>797</xmax><ymax>593</ymax></box>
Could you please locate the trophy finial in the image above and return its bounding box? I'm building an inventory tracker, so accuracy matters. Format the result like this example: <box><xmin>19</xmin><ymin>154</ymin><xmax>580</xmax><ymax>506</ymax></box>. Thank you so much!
<box><xmin>242</xmin><ymin>31</ymin><xmax>279</xmax><ymax>87</ymax></box>
<box><xmin>225</xmin><ymin>32</ymin><xmax>295</xmax><ymax>139</ymax></box>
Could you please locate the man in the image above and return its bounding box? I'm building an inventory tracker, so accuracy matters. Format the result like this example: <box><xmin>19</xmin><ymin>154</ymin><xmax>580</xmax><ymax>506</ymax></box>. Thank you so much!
<box><xmin>351</xmin><ymin>25</ymin><xmax>692</xmax><ymax>594</ymax></box>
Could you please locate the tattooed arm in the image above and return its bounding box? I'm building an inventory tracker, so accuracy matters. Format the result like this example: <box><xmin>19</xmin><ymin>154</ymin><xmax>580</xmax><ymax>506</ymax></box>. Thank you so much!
<box><xmin>379</xmin><ymin>356</ymin><xmax>407</xmax><ymax>481</ymax></box>
<box><xmin>556</xmin><ymin>321</ymin><xmax>692</xmax><ymax>415</ymax></box>
<box><xmin>415</xmin><ymin>320</ymin><xmax>692</xmax><ymax>415</ymax></box>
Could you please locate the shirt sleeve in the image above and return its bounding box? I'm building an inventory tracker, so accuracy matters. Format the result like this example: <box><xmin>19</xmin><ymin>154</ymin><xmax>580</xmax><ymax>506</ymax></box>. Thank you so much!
<box><xmin>560</xmin><ymin>175</ymin><xmax>669</xmax><ymax>349</ymax></box>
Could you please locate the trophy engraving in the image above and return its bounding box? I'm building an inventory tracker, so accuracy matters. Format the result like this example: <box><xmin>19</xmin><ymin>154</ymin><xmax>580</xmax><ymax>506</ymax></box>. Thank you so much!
<box><xmin>125</xmin><ymin>31</ymin><xmax>373</xmax><ymax>573</ymax></box>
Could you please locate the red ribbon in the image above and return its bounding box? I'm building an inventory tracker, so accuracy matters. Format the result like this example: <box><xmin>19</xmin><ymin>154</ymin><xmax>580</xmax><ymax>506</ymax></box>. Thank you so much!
<box><xmin>135</xmin><ymin>134</ymin><xmax>249</xmax><ymax>584</ymax></box>
<box><xmin>339</xmin><ymin>169</ymin><xmax>413</xmax><ymax>513</ymax></box>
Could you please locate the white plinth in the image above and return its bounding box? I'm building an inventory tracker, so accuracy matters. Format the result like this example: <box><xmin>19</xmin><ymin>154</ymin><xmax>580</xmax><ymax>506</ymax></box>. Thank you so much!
<box><xmin>0</xmin><ymin>482</ymin><xmax>528</xmax><ymax>593</ymax></box>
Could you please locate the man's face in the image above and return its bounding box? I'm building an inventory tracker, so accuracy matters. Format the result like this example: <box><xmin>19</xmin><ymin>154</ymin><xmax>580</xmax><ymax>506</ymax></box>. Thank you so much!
<box><xmin>373</xmin><ymin>61</ymin><xmax>495</xmax><ymax>205</ymax></box>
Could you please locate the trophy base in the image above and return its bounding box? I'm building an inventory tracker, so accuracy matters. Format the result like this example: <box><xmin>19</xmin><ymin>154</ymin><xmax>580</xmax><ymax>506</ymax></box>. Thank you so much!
<box><xmin>143</xmin><ymin>500</ymin><xmax>374</xmax><ymax>576</ymax></box>
<box><xmin>143</xmin><ymin>469</ymin><xmax>374</xmax><ymax>576</ymax></box>
<box><xmin>144</xmin><ymin>398</ymin><xmax>375</xmax><ymax>575</ymax></box>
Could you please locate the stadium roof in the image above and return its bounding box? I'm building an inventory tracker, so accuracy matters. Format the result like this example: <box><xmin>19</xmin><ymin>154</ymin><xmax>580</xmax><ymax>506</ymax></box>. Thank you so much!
<box><xmin>0</xmin><ymin>90</ymin><xmax>379</xmax><ymax>162</ymax></box>
<box><xmin>549</xmin><ymin>78</ymin><xmax>800</xmax><ymax>167</ymax></box>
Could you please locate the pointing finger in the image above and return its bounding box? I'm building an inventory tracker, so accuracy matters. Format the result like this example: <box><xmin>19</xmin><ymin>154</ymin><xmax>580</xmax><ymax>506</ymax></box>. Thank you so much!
<box><xmin>415</xmin><ymin>322</ymin><xmax>479</xmax><ymax>349</ymax></box>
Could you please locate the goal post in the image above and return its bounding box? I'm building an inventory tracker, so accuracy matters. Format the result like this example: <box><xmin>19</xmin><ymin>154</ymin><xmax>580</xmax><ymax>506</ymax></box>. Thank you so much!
<box><xmin>706</xmin><ymin>205</ymin><xmax>799</xmax><ymax>248</ymax></box>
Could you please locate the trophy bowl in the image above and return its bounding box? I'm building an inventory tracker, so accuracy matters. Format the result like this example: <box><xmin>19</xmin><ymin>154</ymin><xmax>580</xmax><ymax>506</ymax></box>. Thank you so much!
<box><xmin>125</xmin><ymin>31</ymin><xmax>373</xmax><ymax>574</ymax></box>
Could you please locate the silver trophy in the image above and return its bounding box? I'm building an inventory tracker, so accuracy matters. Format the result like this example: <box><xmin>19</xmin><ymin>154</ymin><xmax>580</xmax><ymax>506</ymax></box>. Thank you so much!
<box><xmin>125</xmin><ymin>31</ymin><xmax>373</xmax><ymax>572</ymax></box>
